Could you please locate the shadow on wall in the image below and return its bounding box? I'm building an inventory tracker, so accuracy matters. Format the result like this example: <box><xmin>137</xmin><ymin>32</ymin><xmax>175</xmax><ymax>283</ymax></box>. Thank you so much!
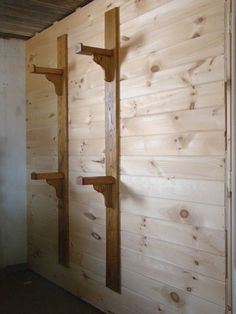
<box><xmin>0</xmin><ymin>38</ymin><xmax>27</xmax><ymax>269</ymax></box>
<box><xmin>0</xmin><ymin>136</ymin><xmax>7</xmax><ymax>267</ymax></box>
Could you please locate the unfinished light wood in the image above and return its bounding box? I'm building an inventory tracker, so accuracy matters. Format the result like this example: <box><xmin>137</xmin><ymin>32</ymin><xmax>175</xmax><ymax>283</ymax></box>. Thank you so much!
<box><xmin>75</xmin><ymin>7</ymin><xmax>120</xmax><ymax>293</ymax></box>
<box><xmin>104</xmin><ymin>7</ymin><xmax>120</xmax><ymax>293</ymax></box>
<box><xmin>26</xmin><ymin>0</ymin><xmax>229</xmax><ymax>313</ymax></box>
<box><xmin>57</xmin><ymin>34</ymin><xmax>69</xmax><ymax>268</ymax></box>
<box><xmin>30</xmin><ymin>34</ymin><xmax>69</xmax><ymax>267</ymax></box>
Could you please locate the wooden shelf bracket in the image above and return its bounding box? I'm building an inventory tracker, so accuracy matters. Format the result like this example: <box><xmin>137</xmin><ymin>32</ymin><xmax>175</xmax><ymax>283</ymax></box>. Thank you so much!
<box><xmin>29</xmin><ymin>34</ymin><xmax>69</xmax><ymax>268</ymax></box>
<box><xmin>75</xmin><ymin>7</ymin><xmax>121</xmax><ymax>293</ymax></box>
<box><xmin>31</xmin><ymin>172</ymin><xmax>64</xmax><ymax>199</ymax></box>
<box><xmin>77</xmin><ymin>176</ymin><xmax>115</xmax><ymax>208</ymax></box>
<box><xmin>75</xmin><ymin>43</ymin><xmax>114</xmax><ymax>82</ymax></box>
<box><xmin>30</xmin><ymin>64</ymin><xmax>64</xmax><ymax>96</ymax></box>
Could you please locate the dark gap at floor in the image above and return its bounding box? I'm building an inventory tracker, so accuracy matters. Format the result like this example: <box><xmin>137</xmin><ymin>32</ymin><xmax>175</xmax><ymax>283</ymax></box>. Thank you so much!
<box><xmin>0</xmin><ymin>269</ymin><xmax>104</xmax><ymax>314</ymax></box>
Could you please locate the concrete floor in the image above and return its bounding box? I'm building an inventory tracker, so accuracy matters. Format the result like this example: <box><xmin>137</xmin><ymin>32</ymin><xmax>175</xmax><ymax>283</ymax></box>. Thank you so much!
<box><xmin>0</xmin><ymin>270</ymin><xmax>104</xmax><ymax>314</ymax></box>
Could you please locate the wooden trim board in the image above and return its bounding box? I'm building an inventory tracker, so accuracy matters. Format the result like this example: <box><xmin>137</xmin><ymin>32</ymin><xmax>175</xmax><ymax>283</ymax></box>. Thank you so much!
<box><xmin>57</xmin><ymin>34</ymin><xmax>69</xmax><ymax>267</ymax></box>
<box><xmin>104</xmin><ymin>7</ymin><xmax>120</xmax><ymax>293</ymax></box>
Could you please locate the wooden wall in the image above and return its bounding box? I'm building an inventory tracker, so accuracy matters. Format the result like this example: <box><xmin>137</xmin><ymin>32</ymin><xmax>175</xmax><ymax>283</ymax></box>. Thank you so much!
<box><xmin>26</xmin><ymin>0</ymin><xmax>229</xmax><ymax>313</ymax></box>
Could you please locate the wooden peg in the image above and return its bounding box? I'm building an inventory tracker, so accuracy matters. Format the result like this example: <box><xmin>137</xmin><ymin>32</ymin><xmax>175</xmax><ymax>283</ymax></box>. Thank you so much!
<box><xmin>75</xmin><ymin>43</ymin><xmax>113</xmax><ymax>56</ymax></box>
<box><xmin>31</xmin><ymin>172</ymin><xmax>64</xmax><ymax>180</ymax></box>
<box><xmin>77</xmin><ymin>176</ymin><xmax>115</xmax><ymax>185</ymax></box>
<box><xmin>29</xmin><ymin>64</ymin><xmax>64</xmax><ymax>96</ymax></box>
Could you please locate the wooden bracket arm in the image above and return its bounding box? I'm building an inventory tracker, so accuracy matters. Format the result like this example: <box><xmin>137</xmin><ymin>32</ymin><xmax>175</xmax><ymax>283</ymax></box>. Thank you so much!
<box><xmin>75</xmin><ymin>43</ymin><xmax>114</xmax><ymax>82</ymax></box>
<box><xmin>77</xmin><ymin>176</ymin><xmax>115</xmax><ymax>208</ymax></box>
<box><xmin>75</xmin><ymin>43</ymin><xmax>113</xmax><ymax>57</ymax></box>
<box><xmin>29</xmin><ymin>64</ymin><xmax>64</xmax><ymax>96</ymax></box>
<box><xmin>31</xmin><ymin>172</ymin><xmax>64</xmax><ymax>199</ymax></box>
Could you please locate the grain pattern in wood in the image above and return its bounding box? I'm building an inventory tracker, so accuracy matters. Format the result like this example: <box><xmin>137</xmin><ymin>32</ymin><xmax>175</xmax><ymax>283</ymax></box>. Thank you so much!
<box><xmin>57</xmin><ymin>34</ymin><xmax>70</xmax><ymax>267</ymax></box>
<box><xmin>121</xmin><ymin>131</ymin><xmax>225</xmax><ymax>157</ymax></box>
<box><xmin>120</xmin><ymin>81</ymin><xmax>224</xmax><ymax>118</ymax></box>
<box><xmin>120</xmin><ymin>175</ymin><xmax>224</xmax><ymax>206</ymax></box>
<box><xmin>120</xmin><ymin>156</ymin><xmax>224</xmax><ymax>180</ymax></box>
<box><xmin>26</xmin><ymin>0</ymin><xmax>228</xmax><ymax>312</ymax></box>
<box><xmin>120</xmin><ymin>193</ymin><xmax>225</xmax><ymax>230</ymax></box>
<box><xmin>104</xmin><ymin>7</ymin><xmax>121</xmax><ymax>292</ymax></box>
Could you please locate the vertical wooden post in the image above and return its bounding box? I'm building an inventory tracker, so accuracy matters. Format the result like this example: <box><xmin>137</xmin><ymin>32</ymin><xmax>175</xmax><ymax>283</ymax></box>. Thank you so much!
<box><xmin>57</xmin><ymin>34</ymin><xmax>69</xmax><ymax>267</ymax></box>
<box><xmin>105</xmin><ymin>7</ymin><xmax>120</xmax><ymax>293</ymax></box>
<box><xmin>30</xmin><ymin>34</ymin><xmax>69</xmax><ymax>267</ymax></box>
<box><xmin>74</xmin><ymin>8</ymin><xmax>120</xmax><ymax>292</ymax></box>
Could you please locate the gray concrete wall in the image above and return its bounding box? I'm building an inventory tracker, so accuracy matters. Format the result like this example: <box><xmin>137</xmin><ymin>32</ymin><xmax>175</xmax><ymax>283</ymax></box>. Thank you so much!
<box><xmin>0</xmin><ymin>38</ymin><xmax>27</xmax><ymax>267</ymax></box>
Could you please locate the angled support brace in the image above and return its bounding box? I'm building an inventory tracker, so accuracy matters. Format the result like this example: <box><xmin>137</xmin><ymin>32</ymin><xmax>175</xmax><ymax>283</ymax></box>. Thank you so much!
<box><xmin>75</xmin><ymin>8</ymin><xmax>120</xmax><ymax>293</ymax></box>
<box><xmin>77</xmin><ymin>176</ymin><xmax>115</xmax><ymax>208</ymax></box>
<box><xmin>30</xmin><ymin>64</ymin><xmax>64</xmax><ymax>96</ymax></box>
<box><xmin>75</xmin><ymin>43</ymin><xmax>114</xmax><ymax>82</ymax></box>
<box><xmin>31</xmin><ymin>172</ymin><xmax>64</xmax><ymax>200</ymax></box>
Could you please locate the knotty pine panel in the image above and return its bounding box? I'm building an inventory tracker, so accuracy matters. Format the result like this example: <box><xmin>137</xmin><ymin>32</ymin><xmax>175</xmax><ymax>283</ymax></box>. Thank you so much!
<box><xmin>26</xmin><ymin>0</ymin><xmax>228</xmax><ymax>313</ymax></box>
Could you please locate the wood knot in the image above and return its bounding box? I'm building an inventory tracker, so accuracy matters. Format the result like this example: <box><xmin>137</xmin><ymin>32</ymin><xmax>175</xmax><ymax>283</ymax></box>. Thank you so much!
<box><xmin>195</xmin><ymin>16</ymin><xmax>204</xmax><ymax>24</ymax></box>
<box><xmin>82</xmin><ymin>272</ymin><xmax>89</xmax><ymax>280</ymax></box>
<box><xmin>121</xmin><ymin>35</ymin><xmax>130</xmax><ymax>41</ymax></box>
<box><xmin>91</xmin><ymin>232</ymin><xmax>101</xmax><ymax>240</ymax></box>
<box><xmin>192</xmin><ymin>32</ymin><xmax>200</xmax><ymax>39</ymax></box>
<box><xmin>150</xmin><ymin>65</ymin><xmax>160</xmax><ymax>73</ymax></box>
<box><xmin>92</xmin><ymin>157</ymin><xmax>105</xmax><ymax>164</ymax></box>
<box><xmin>180</xmin><ymin>209</ymin><xmax>189</xmax><ymax>218</ymax></box>
<box><xmin>142</xmin><ymin>236</ymin><xmax>148</xmax><ymax>247</ymax></box>
<box><xmin>84</xmin><ymin>212</ymin><xmax>96</xmax><ymax>221</ymax></box>
<box><xmin>170</xmin><ymin>291</ymin><xmax>180</xmax><ymax>303</ymax></box>
<box><xmin>189</xmin><ymin>102</ymin><xmax>195</xmax><ymax>110</ymax></box>
<box><xmin>142</xmin><ymin>217</ymin><xmax>147</xmax><ymax>227</ymax></box>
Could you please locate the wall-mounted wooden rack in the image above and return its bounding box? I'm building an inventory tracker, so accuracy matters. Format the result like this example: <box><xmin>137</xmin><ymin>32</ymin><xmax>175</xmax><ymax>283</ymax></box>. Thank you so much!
<box><xmin>30</xmin><ymin>34</ymin><xmax>69</xmax><ymax>267</ymax></box>
<box><xmin>75</xmin><ymin>7</ymin><xmax>121</xmax><ymax>293</ymax></box>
